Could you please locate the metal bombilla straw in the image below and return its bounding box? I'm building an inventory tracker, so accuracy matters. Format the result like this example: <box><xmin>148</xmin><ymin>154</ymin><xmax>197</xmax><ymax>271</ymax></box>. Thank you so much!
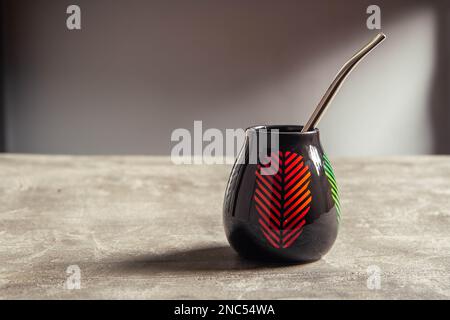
<box><xmin>301</xmin><ymin>33</ymin><xmax>387</xmax><ymax>133</ymax></box>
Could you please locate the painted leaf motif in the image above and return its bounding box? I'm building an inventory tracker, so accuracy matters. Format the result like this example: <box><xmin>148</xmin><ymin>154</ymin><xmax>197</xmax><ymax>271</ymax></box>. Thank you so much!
<box><xmin>323</xmin><ymin>154</ymin><xmax>341</xmax><ymax>223</ymax></box>
<box><xmin>254</xmin><ymin>151</ymin><xmax>312</xmax><ymax>249</ymax></box>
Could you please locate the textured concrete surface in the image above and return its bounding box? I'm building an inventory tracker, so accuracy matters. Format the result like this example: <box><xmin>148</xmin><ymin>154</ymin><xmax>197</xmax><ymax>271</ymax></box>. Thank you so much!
<box><xmin>0</xmin><ymin>155</ymin><xmax>449</xmax><ymax>299</ymax></box>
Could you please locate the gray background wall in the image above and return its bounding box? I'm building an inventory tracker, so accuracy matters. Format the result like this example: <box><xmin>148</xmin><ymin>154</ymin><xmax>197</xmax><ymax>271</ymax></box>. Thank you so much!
<box><xmin>2</xmin><ymin>0</ymin><xmax>449</xmax><ymax>156</ymax></box>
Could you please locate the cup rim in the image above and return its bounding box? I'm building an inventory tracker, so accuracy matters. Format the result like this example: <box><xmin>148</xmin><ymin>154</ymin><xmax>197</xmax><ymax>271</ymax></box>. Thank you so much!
<box><xmin>245</xmin><ymin>125</ymin><xmax>319</xmax><ymax>135</ymax></box>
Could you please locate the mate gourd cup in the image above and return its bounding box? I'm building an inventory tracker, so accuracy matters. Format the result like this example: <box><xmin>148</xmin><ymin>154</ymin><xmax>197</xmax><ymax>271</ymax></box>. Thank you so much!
<box><xmin>223</xmin><ymin>125</ymin><xmax>340</xmax><ymax>262</ymax></box>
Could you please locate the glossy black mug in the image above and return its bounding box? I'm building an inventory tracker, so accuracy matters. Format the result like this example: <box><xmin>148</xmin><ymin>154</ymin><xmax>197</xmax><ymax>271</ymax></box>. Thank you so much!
<box><xmin>223</xmin><ymin>125</ymin><xmax>340</xmax><ymax>262</ymax></box>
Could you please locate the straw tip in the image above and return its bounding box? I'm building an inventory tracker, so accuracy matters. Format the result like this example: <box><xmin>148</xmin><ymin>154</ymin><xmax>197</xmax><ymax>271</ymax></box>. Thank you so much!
<box><xmin>378</xmin><ymin>32</ymin><xmax>387</xmax><ymax>40</ymax></box>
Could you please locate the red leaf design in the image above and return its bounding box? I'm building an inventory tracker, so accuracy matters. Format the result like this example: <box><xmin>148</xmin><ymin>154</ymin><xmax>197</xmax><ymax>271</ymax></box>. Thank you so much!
<box><xmin>254</xmin><ymin>151</ymin><xmax>312</xmax><ymax>249</ymax></box>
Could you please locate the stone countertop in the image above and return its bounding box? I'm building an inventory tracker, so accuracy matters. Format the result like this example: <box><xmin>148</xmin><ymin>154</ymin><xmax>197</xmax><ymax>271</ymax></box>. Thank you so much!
<box><xmin>0</xmin><ymin>155</ymin><xmax>449</xmax><ymax>299</ymax></box>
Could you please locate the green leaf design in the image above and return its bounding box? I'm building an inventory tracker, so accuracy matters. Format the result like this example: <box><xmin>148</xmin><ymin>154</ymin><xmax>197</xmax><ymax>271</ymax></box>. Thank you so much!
<box><xmin>323</xmin><ymin>154</ymin><xmax>341</xmax><ymax>223</ymax></box>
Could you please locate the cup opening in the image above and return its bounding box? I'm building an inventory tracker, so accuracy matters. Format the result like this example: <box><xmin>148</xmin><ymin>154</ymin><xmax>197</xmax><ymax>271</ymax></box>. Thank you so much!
<box><xmin>246</xmin><ymin>125</ymin><xmax>319</xmax><ymax>135</ymax></box>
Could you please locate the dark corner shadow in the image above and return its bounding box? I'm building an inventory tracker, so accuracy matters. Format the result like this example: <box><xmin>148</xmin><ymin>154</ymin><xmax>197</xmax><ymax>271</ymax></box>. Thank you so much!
<box><xmin>110</xmin><ymin>245</ymin><xmax>313</xmax><ymax>274</ymax></box>
<box><xmin>430</xmin><ymin>1</ymin><xmax>450</xmax><ymax>154</ymax></box>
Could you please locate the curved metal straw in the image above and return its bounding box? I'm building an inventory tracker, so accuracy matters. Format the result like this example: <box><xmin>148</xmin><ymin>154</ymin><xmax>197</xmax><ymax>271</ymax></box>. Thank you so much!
<box><xmin>301</xmin><ymin>33</ymin><xmax>386</xmax><ymax>133</ymax></box>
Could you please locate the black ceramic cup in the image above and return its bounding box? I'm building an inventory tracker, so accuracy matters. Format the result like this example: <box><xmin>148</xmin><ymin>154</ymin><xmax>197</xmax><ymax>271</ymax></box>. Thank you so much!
<box><xmin>223</xmin><ymin>125</ymin><xmax>340</xmax><ymax>262</ymax></box>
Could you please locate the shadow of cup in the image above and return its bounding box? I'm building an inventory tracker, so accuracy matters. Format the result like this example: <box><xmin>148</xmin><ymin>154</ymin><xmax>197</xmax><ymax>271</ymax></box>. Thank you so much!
<box><xmin>111</xmin><ymin>245</ymin><xmax>305</xmax><ymax>274</ymax></box>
